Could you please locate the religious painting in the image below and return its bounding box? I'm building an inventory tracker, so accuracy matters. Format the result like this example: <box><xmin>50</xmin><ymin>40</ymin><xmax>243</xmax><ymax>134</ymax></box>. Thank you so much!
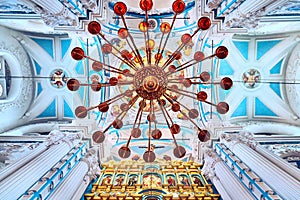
<box><xmin>101</xmin><ymin>174</ymin><xmax>112</xmax><ymax>185</ymax></box>
<box><xmin>166</xmin><ymin>174</ymin><xmax>177</xmax><ymax>187</ymax></box>
<box><xmin>142</xmin><ymin>173</ymin><xmax>162</xmax><ymax>188</ymax></box>
<box><xmin>191</xmin><ymin>174</ymin><xmax>203</xmax><ymax>186</ymax></box>
<box><xmin>114</xmin><ymin>174</ymin><xmax>125</xmax><ymax>186</ymax></box>
<box><xmin>127</xmin><ymin>174</ymin><xmax>138</xmax><ymax>186</ymax></box>
<box><xmin>179</xmin><ymin>174</ymin><xmax>190</xmax><ymax>186</ymax></box>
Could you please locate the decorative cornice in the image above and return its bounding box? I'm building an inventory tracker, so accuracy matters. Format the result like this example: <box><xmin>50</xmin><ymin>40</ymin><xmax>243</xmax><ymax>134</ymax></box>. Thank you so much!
<box><xmin>81</xmin><ymin>148</ymin><xmax>101</xmax><ymax>183</ymax></box>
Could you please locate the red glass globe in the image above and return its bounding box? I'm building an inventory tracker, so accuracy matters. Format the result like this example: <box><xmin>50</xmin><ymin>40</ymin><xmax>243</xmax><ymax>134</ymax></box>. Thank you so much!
<box><xmin>67</xmin><ymin>78</ymin><xmax>80</xmax><ymax>91</ymax></box>
<box><xmin>131</xmin><ymin>128</ymin><xmax>142</xmax><ymax>138</ymax></box>
<box><xmin>118</xmin><ymin>28</ymin><xmax>129</xmax><ymax>39</ymax></box>
<box><xmin>139</xmin><ymin>0</ymin><xmax>153</xmax><ymax>11</ymax></box>
<box><xmin>139</xmin><ymin>21</ymin><xmax>148</xmax><ymax>32</ymax></box>
<box><xmin>172</xmin><ymin>0</ymin><xmax>185</xmax><ymax>14</ymax></box>
<box><xmin>143</xmin><ymin>150</ymin><xmax>156</xmax><ymax>162</ymax></box>
<box><xmin>152</xmin><ymin>129</ymin><xmax>162</xmax><ymax>140</ymax></box>
<box><xmin>92</xmin><ymin>131</ymin><xmax>105</xmax><ymax>143</ymax></box>
<box><xmin>98</xmin><ymin>102</ymin><xmax>109</xmax><ymax>112</ymax></box>
<box><xmin>101</xmin><ymin>44</ymin><xmax>112</xmax><ymax>54</ymax></box>
<box><xmin>88</xmin><ymin>21</ymin><xmax>101</xmax><ymax>35</ymax></box>
<box><xmin>197</xmin><ymin>91</ymin><xmax>207</xmax><ymax>101</ymax></box>
<box><xmin>198</xmin><ymin>130</ymin><xmax>210</xmax><ymax>142</ymax></box>
<box><xmin>118</xmin><ymin>146</ymin><xmax>131</xmax><ymax>158</ymax></box>
<box><xmin>198</xmin><ymin>17</ymin><xmax>211</xmax><ymax>30</ymax></box>
<box><xmin>200</xmin><ymin>71</ymin><xmax>210</xmax><ymax>82</ymax></box>
<box><xmin>75</xmin><ymin>106</ymin><xmax>87</xmax><ymax>118</ymax></box>
<box><xmin>188</xmin><ymin>109</ymin><xmax>199</xmax><ymax>119</ymax></box>
<box><xmin>220</xmin><ymin>77</ymin><xmax>233</xmax><ymax>90</ymax></box>
<box><xmin>173</xmin><ymin>146</ymin><xmax>186</xmax><ymax>158</ymax></box>
<box><xmin>181</xmin><ymin>33</ymin><xmax>192</xmax><ymax>44</ymax></box>
<box><xmin>92</xmin><ymin>61</ymin><xmax>103</xmax><ymax>71</ymax></box>
<box><xmin>109</xmin><ymin>77</ymin><xmax>118</xmax><ymax>86</ymax></box>
<box><xmin>120</xmin><ymin>103</ymin><xmax>129</xmax><ymax>112</ymax></box>
<box><xmin>71</xmin><ymin>47</ymin><xmax>85</xmax><ymax>60</ymax></box>
<box><xmin>170</xmin><ymin>124</ymin><xmax>181</xmax><ymax>134</ymax></box>
<box><xmin>215</xmin><ymin>46</ymin><xmax>228</xmax><ymax>59</ymax></box>
<box><xmin>114</xmin><ymin>2</ymin><xmax>127</xmax><ymax>16</ymax></box>
<box><xmin>216</xmin><ymin>102</ymin><xmax>229</xmax><ymax>114</ymax></box>
<box><xmin>171</xmin><ymin>103</ymin><xmax>180</xmax><ymax>112</ymax></box>
<box><xmin>182</xmin><ymin>78</ymin><xmax>192</xmax><ymax>87</ymax></box>
<box><xmin>160</xmin><ymin>22</ymin><xmax>171</xmax><ymax>34</ymax></box>
<box><xmin>113</xmin><ymin>119</ymin><xmax>123</xmax><ymax>129</ymax></box>
<box><xmin>194</xmin><ymin>51</ymin><xmax>205</xmax><ymax>62</ymax></box>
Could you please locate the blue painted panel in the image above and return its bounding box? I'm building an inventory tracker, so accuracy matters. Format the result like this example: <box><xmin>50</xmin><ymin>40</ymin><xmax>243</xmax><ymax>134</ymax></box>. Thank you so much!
<box><xmin>270</xmin><ymin>83</ymin><xmax>282</xmax><ymax>99</ymax></box>
<box><xmin>63</xmin><ymin>99</ymin><xmax>74</xmax><ymax>118</ymax></box>
<box><xmin>231</xmin><ymin>97</ymin><xmax>247</xmax><ymax>118</ymax></box>
<box><xmin>36</xmin><ymin>82</ymin><xmax>43</xmax><ymax>97</ymax></box>
<box><xmin>256</xmin><ymin>40</ymin><xmax>281</xmax><ymax>60</ymax></box>
<box><xmin>37</xmin><ymin>99</ymin><xmax>56</xmax><ymax>118</ymax></box>
<box><xmin>219</xmin><ymin>59</ymin><xmax>234</xmax><ymax>76</ymax></box>
<box><xmin>33</xmin><ymin>59</ymin><xmax>42</xmax><ymax>75</ymax></box>
<box><xmin>61</xmin><ymin>39</ymin><xmax>72</xmax><ymax>59</ymax></box>
<box><xmin>255</xmin><ymin>97</ymin><xmax>277</xmax><ymax>116</ymax></box>
<box><xmin>78</xmin><ymin>86</ymin><xmax>85</xmax><ymax>101</ymax></box>
<box><xmin>233</xmin><ymin>40</ymin><xmax>249</xmax><ymax>60</ymax></box>
<box><xmin>270</xmin><ymin>59</ymin><xmax>283</xmax><ymax>74</ymax></box>
<box><xmin>75</xmin><ymin>61</ymin><xmax>84</xmax><ymax>75</ymax></box>
<box><xmin>31</xmin><ymin>38</ymin><xmax>54</xmax><ymax>59</ymax></box>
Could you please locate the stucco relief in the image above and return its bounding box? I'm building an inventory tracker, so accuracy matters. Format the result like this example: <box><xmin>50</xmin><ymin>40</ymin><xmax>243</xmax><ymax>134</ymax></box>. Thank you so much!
<box><xmin>0</xmin><ymin>27</ymin><xmax>33</xmax><ymax>132</ymax></box>
<box><xmin>285</xmin><ymin>41</ymin><xmax>300</xmax><ymax>119</ymax></box>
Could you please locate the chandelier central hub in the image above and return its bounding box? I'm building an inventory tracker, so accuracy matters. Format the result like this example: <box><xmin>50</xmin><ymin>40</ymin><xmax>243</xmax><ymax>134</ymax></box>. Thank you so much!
<box><xmin>134</xmin><ymin>66</ymin><xmax>167</xmax><ymax>100</ymax></box>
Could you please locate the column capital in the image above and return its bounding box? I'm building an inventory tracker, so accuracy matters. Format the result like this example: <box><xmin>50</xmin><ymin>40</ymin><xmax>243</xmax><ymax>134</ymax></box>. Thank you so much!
<box><xmin>46</xmin><ymin>130</ymin><xmax>80</xmax><ymax>148</ymax></box>
<box><xmin>220</xmin><ymin>131</ymin><xmax>258</xmax><ymax>149</ymax></box>
<box><xmin>202</xmin><ymin>148</ymin><xmax>221</xmax><ymax>181</ymax></box>
<box><xmin>81</xmin><ymin>148</ymin><xmax>101</xmax><ymax>183</ymax></box>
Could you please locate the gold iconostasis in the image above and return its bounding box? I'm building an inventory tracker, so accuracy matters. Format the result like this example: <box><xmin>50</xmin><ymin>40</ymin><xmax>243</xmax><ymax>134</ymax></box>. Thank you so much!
<box><xmin>84</xmin><ymin>159</ymin><xmax>220</xmax><ymax>200</ymax></box>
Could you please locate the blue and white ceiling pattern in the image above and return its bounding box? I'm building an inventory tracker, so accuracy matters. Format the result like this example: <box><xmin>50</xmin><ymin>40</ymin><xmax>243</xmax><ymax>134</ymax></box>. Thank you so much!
<box><xmin>216</xmin><ymin>33</ymin><xmax>299</xmax><ymax>123</ymax></box>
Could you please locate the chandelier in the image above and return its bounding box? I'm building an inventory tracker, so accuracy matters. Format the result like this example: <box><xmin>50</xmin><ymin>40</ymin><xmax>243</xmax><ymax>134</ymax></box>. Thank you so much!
<box><xmin>67</xmin><ymin>0</ymin><xmax>232</xmax><ymax>162</ymax></box>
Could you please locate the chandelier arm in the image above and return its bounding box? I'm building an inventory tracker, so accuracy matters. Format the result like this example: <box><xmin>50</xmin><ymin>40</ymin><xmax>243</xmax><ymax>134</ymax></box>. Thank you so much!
<box><xmin>98</xmin><ymin>33</ymin><xmax>138</xmax><ymax>70</ymax></box>
<box><xmin>120</xmin><ymin>15</ymin><xmax>145</xmax><ymax>67</ymax></box>
<box><xmin>124</xmin><ymin>37</ymin><xmax>144</xmax><ymax>68</ymax></box>
<box><xmin>159</xmin><ymin>13</ymin><xmax>178</xmax><ymax>61</ymax></box>
<box><xmin>161</xmin><ymin>43</ymin><xmax>185</xmax><ymax>70</ymax></box>
<box><xmin>102</xmin><ymin>95</ymin><xmax>139</xmax><ymax>134</ymax></box>
<box><xmin>158</xmin><ymin>98</ymin><xmax>179</xmax><ymax>147</ymax></box>
<box><xmin>110</xmin><ymin>50</ymin><xmax>139</xmax><ymax>71</ymax></box>
<box><xmin>147</xmin><ymin>100</ymin><xmax>153</xmax><ymax>152</ymax></box>
<box><xmin>162</xmin><ymin>27</ymin><xmax>201</xmax><ymax>70</ymax></box>
<box><xmin>117</xmin><ymin>81</ymin><xmax>134</xmax><ymax>86</ymax></box>
<box><xmin>154</xmin><ymin>33</ymin><xmax>165</xmax><ymax>66</ymax></box>
<box><xmin>102</xmin><ymin>90</ymin><xmax>133</xmax><ymax>105</ymax></box>
<box><xmin>165</xmin><ymin>93</ymin><xmax>202</xmax><ymax>131</ymax></box>
<box><xmin>157</xmin><ymin>99</ymin><xmax>171</xmax><ymax>129</ymax></box>
<box><xmin>142</xmin><ymin>32</ymin><xmax>150</xmax><ymax>66</ymax></box>
<box><xmin>203</xmin><ymin>100</ymin><xmax>217</xmax><ymax>107</ymax></box>
<box><xmin>145</xmin><ymin>7</ymin><xmax>151</xmax><ymax>66</ymax></box>
<box><xmin>168</xmin><ymin>55</ymin><xmax>215</xmax><ymax>76</ymax></box>
<box><xmin>166</xmin><ymin>87</ymin><xmax>197</xmax><ymax>100</ymax></box>
<box><xmin>81</xmin><ymin>55</ymin><xmax>131</xmax><ymax>74</ymax></box>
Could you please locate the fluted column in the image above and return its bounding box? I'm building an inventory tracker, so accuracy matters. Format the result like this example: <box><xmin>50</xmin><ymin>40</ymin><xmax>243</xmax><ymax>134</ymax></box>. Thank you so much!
<box><xmin>202</xmin><ymin>149</ymin><xmax>255</xmax><ymax>200</ymax></box>
<box><xmin>0</xmin><ymin>130</ymin><xmax>79</xmax><ymax>200</ymax></box>
<box><xmin>255</xmin><ymin>145</ymin><xmax>300</xmax><ymax>181</ymax></box>
<box><xmin>48</xmin><ymin>148</ymin><xmax>100</xmax><ymax>200</ymax></box>
<box><xmin>221</xmin><ymin>132</ymin><xmax>300</xmax><ymax>200</ymax></box>
<box><xmin>0</xmin><ymin>142</ymin><xmax>47</xmax><ymax>181</ymax></box>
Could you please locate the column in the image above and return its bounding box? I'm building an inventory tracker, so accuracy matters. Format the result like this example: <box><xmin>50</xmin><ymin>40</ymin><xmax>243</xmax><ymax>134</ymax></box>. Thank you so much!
<box><xmin>255</xmin><ymin>145</ymin><xmax>300</xmax><ymax>181</ymax></box>
<box><xmin>202</xmin><ymin>149</ymin><xmax>255</xmax><ymax>200</ymax></box>
<box><xmin>0</xmin><ymin>130</ymin><xmax>79</xmax><ymax>200</ymax></box>
<box><xmin>48</xmin><ymin>148</ymin><xmax>100</xmax><ymax>200</ymax></box>
<box><xmin>221</xmin><ymin>132</ymin><xmax>300</xmax><ymax>200</ymax></box>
